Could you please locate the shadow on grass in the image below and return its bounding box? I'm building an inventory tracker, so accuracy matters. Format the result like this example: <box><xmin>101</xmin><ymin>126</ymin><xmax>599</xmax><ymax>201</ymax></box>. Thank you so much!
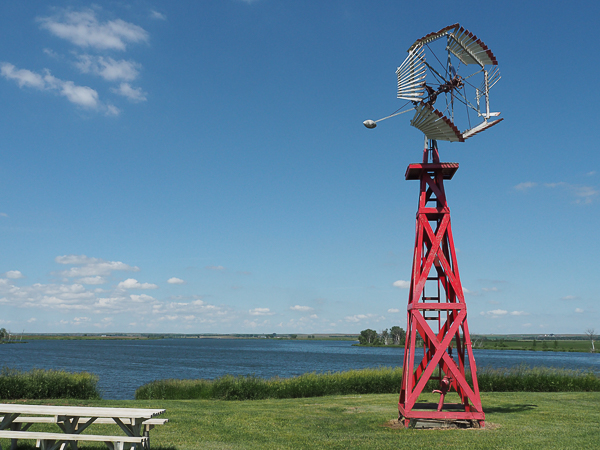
<box><xmin>8</xmin><ymin>444</ymin><xmax>178</xmax><ymax>450</ymax></box>
<box><xmin>484</xmin><ymin>404</ymin><xmax>538</xmax><ymax>414</ymax></box>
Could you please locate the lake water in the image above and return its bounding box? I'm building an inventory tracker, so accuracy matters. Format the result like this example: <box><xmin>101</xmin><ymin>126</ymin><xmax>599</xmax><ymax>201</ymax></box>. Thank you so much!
<box><xmin>1</xmin><ymin>339</ymin><xmax>599</xmax><ymax>400</ymax></box>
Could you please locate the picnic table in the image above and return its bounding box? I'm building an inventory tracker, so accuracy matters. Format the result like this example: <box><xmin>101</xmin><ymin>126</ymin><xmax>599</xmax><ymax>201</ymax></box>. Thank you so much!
<box><xmin>0</xmin><ymin>403</ymin><xmax>166</xmax><ymax>450</ymax></box>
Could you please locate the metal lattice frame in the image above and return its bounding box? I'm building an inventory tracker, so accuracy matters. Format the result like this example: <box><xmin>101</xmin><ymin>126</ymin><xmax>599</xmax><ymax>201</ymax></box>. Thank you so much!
<box><xmin>398</xmin><ymin>140</ymin><xmax>484</xmax><ymax>428</ymax></box>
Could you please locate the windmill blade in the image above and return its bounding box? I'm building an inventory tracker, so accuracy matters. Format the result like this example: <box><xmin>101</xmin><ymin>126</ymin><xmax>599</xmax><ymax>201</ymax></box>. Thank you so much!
<box><xmin>447</xmin><ymin>26</ymin><xmax>498</xmax><ymax>67</ymax></box>
<box><xmin>407</xmin><ymin>24</ymin><xmax>460</xmax><ymax>53</ymax></box>
<box><xmin>396</xmin><ymin>47</ymin><xmax>426</xmax><ymax>101</ymax></box>
<box><xmin>410</xmin><ymin>103</ymin><xmax>464</xmax><ymax>142</ymax></box>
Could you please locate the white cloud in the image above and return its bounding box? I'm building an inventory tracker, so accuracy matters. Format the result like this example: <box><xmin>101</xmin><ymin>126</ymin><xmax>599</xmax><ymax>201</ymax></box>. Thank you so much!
<box><xmin>510</xmin><ymin>311</ymin><xmax>530</xmax><ymax>316</ymax></box>
<box><xmin>344</xmin><ymin>314</ymin><xmax>380</xmax><ymax>323</ymax></box>
<box><xmin>56</xmin><ymin>255</ymin><xmax>97</xmax><ymax>265</ymax></box>
<box><xmin>130</xmin><ymin>294</ymin><xmax>155</xmax><ymax>303</ymax></box>
<box><xmin>0</xmin><ymin>280</ymin><xmax>99</xmax><ymax>312</ymax></box>
<box><xmin>111</xmin><ymin>83</ymin><xmax>147</xmax><ymax>102</ymax></box>
<box><xmin>0</xmin><ymin>213</ymin><xmax>8</xmax><ymax>217</ymax></box>
<box><xmin>0</xmin><ymin>256</ymin><xmax>234</xmax><ymax>328</ymax></box>
<box><xmin>514</xmin><ymin>181</ymin><xmax>537</xmax><ymax>191</ymax></box>
<box><xmin>5</xmin><ymin>271</ymin><xmax>24</xmax><ymax>279</ymax></box>
<box><xmin>1</xmin><ymin>63</ymin><xmax>101</xmax><ymax>109</ymax></box>
<box><xmin>38</xmin><ymin>9</ymin><xmax>149</xmax><ymax>51</ymax></box>
<box><xmin>105</xmin><ymin>104</ymin><xmax>120</xmax><ymax>116</ymax></box>
<box><xmin>56</xmin><ymin>255</ymin><xmax>139</xmax><ymax>278</ymax></box>
<box><xmin>290</xmin><ymin>305</ymin><xmax>313</xmax><ymax>312</ymax></box>
<box><xmin>393</xmin><ymin>280</ymin><xmax>410</xmax><ymax>289</ymax></box>
<box><xmin>77</xmin><ymin>276</ymin><xmax>106</xmax><ymax>285</ymax></box>
<box><xmin>244</xmin><ymin>319</ymin><xmax>269</xmax><ymax>328</ymax></box>
<box><xmin>76</xmin><ymin>55</ymin><xmax>141</xmax><ymax>81</ymax></box>
<box><xmin>481</xmin><ymin>309</ymin><xmax>508</xmax><ymax>319</ymax></box>
<box><xmin>150</xmin><ymin>10</ymin><xmax>166</xmax><ymax>20</ymax></box>
<box><xmin>575</xmin><ymin>308</ymin><xmax>584</xmax><ymax>313</ymax></box>
<box><xmin>310</xmin><ymin>314</ymin><xmax>318</xmax><ymax>319</ymax></box>
<box><xmin>545</xmin><ymin>182</ymin><xmax>599</xmax><ymax>204</ymax></box>
<box><xmin>52</xmin><ymin>77</ymin><xmax>99</xmax><ymax>107</ymax></box>
<box><xmin>249</xmin><ymin>308</ymin><xmax>274</xmax><ymax>316</ymax></box>
<box><xmin>167</xmin><ymin>277</ymin><xmax>185</xmax><ymax>285</ymax></box>
<box><xmin>152</xmin><ymin>299</ymin><xmax>226</xmax><ymax>321</ymax></box>
<box><xmin>0</xmin><ymin>63</ymin><xmax>45</xmax><ymax>89</ymax></box>
<box><xmin>73</xmin><ymin>316</ymin><xmax>91</xmax><ymax>324</ymax></box>
<box><xmin>117</xmin><ymin>278</ymin><xmax>158</xmax><ymax>290</ymax></box>
<box><xmin>387</xmin><ymin>308</ymin><xmax>400</xmax><ymax>313</ymax></box>
<box><xmin>561</xmin><ymin>295</ymin><xmax>577</xmax><ymax>300</ymax></box>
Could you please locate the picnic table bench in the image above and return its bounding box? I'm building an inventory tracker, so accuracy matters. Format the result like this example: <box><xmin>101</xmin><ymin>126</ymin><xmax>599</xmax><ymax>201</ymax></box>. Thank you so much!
<box><xmin>0</xmin><ymin>430</ymin><xmax>145</xmax><ymax>450</ymax></box>
<box><xmin>0</xmin><ymin>403</ymin><xmax>166</xmax><ymax>450</ymax></box>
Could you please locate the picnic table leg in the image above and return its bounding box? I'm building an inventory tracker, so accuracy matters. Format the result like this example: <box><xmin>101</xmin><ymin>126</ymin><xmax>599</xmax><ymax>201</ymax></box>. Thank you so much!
<box><xmin>112</xmin><ymin>418</ymin><xmax>145</xmax><ymax>450</ymax></box>
<box><xmin>143</xmin><ymin>425</ymin><xmax>150</xmax><ymax>450</ymax></box>
<box><xmin>9</xmin><ymin>422</ymin><xmax>21</xmax><ymax>450</ymax></box>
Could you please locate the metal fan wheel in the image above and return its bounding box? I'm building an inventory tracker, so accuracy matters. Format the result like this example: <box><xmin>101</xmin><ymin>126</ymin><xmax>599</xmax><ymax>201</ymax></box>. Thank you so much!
<box><xmin>396</xmin><ymin>24</ymin><xmax>502</xmax><ymax>142</ymax></box>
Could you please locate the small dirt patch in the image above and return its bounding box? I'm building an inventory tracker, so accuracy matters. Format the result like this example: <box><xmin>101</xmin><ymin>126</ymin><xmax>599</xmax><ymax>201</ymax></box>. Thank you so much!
<box><xmin>382</xmin><ymin>419</ymin><xmax>500</xmax><ymax>430</ymax></box>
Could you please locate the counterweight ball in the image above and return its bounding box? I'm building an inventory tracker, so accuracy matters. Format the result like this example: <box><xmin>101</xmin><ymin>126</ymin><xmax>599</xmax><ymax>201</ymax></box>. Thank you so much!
<box><xmin>363</xmin><ymin>119</ymin><xmax>377</xmax><ymax>129</ymax></box>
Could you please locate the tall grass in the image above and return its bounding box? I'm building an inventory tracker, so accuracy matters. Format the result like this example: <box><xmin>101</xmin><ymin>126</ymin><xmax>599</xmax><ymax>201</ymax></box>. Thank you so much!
<box><xmin>0</xmin><ymin>368</ymin><xmax>101</xmax><ymax>400</ymax></box>
<box><xmin>476</xmin><ymin>365</ymin><xmax>600</xmax><ymax>392</ymax></box>
<box><xmin>136</xmin><ymin>365</ymin><xmax>600</xmax><ymax>400</ymax></box>
<box><xmin>136</xmin><ymin>366</ymin><xmax>404</xmax><ymax>400</ymax></box>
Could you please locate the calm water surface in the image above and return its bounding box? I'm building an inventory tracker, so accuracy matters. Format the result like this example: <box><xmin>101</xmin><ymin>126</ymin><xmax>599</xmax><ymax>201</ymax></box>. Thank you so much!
<box><xmin>1</xmin><ymin>339</ymin><xmax>598</xmax><ymax>399</ymax></box>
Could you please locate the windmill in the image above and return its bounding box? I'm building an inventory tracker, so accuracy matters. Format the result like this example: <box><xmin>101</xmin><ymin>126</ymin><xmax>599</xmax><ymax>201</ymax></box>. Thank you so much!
<box><xmin>364</xmin><ymin>24</ymin><xmax>502</xmax><ymax>428</ymax></box>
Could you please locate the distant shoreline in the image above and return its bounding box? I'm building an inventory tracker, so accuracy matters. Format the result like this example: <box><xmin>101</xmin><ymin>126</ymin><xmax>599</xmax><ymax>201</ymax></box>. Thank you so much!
<box><xmin>14</xmin><ymin>333</ymin><xmax>360</xmax><ymax>342</ymax></box>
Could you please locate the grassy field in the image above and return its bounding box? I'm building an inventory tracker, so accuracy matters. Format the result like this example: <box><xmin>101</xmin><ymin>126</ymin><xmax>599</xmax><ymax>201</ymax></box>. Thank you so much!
<box><xmin>475</xmin><ymin>339</ymin><xmax>594</xmax><ymax>352</ymax></box>
<box><xmin>357</xmin><ymin>339</ymin><xmax>595</xmax><ymax>353</ymax></box>
<box><xmin>2</xmin><ymin>392</ymin><xmax>599</xmax><ymax>449</ymax></box>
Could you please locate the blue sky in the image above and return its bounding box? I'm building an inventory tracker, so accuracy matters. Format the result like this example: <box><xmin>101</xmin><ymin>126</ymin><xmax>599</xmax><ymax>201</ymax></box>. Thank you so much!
<box><xmin>0</xmin><ymin>1</ymin><xmax>598</xmax><ymax>335</ymax></box>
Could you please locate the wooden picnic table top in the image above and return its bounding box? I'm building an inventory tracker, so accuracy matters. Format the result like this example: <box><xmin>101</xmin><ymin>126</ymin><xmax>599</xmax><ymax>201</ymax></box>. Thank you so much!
<box><xmin>0</xmin><ymin>403</ymin><xmax>165</xmax><ymax>419</ymax></box>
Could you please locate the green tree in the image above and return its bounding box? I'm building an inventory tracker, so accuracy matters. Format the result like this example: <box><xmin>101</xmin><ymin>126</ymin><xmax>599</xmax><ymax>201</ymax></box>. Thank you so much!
<box><xmin>390</xmin><ymin>326</ymin><xmax>406</xmax><ymax>345</ymax></box>
<box><xmin>358</xmin><ymin>329</ymin><xmax>379</xmax><ymax>345</ymax></box>
<box><xmin>380</xmin><ymin>329</ymin><xmax>389</xmax><ymax>345</ymax></box>
<box><xmin>0</xmin><ymin>328</ymin><xmax>6</xmax><ymax>341</ymax></box>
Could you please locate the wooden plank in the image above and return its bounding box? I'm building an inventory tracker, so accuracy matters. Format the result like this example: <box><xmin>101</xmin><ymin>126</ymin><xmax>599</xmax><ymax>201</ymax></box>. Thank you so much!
<box><xmin>0</xmin><ymin>430</ymin><xmax>146</xmax><ymax>442</ymax></box>
<box><xmin>1</xmin><ymin>416</ymin><xmax>168</xmax><ymax>426</ymax></box>
<box><xmin>0</xmin><ymin>404</ymin><xmax>164</xmax><ymax>418</ymax></box>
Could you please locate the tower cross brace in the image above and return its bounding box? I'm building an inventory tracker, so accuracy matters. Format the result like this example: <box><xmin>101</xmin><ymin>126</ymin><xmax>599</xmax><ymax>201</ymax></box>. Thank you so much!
<box><xmin>398</xmin><ymin>139</ymin><xmax>485</xmax><ymax>428</ymax></box>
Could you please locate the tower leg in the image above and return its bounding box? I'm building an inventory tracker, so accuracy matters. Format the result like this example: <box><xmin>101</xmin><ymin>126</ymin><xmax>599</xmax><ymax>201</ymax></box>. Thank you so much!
<box><xmin>398</xmin><ymin>140</ymin><xmax>484</xmax><ymax>426</ymax></box>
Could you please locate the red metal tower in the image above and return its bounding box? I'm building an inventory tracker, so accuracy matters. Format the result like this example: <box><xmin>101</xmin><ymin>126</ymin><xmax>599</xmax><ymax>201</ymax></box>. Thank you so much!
<box><xmin>398</xmin><ymin>139</ymin><xmax>485</xmax><ymax>428</ymax></box>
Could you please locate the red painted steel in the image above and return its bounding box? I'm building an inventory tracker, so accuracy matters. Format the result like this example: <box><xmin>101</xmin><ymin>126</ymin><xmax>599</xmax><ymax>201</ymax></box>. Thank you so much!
<box><xmin>398</xmin><ymin>139</ymin><xmax>485</xmax><ymax>428</ymax></box>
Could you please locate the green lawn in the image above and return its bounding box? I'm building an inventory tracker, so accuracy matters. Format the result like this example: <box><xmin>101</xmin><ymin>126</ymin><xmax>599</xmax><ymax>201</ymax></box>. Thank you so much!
<box><xmin>2</xmin><ymin>392</ymin><xmax>599</xmax><ymax>449</ymax></box>
<box><xmin>477</xmin><ymin>339</ymin><xmax>594</xmax><ymax>352</ymax></box>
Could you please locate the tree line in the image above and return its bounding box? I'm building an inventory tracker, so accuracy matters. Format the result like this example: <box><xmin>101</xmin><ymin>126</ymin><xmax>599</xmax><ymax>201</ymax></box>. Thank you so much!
<box><xmin>358</xmin><ymin>327</ymin><xmax>405</xmax><ymax>346</ymax></box>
